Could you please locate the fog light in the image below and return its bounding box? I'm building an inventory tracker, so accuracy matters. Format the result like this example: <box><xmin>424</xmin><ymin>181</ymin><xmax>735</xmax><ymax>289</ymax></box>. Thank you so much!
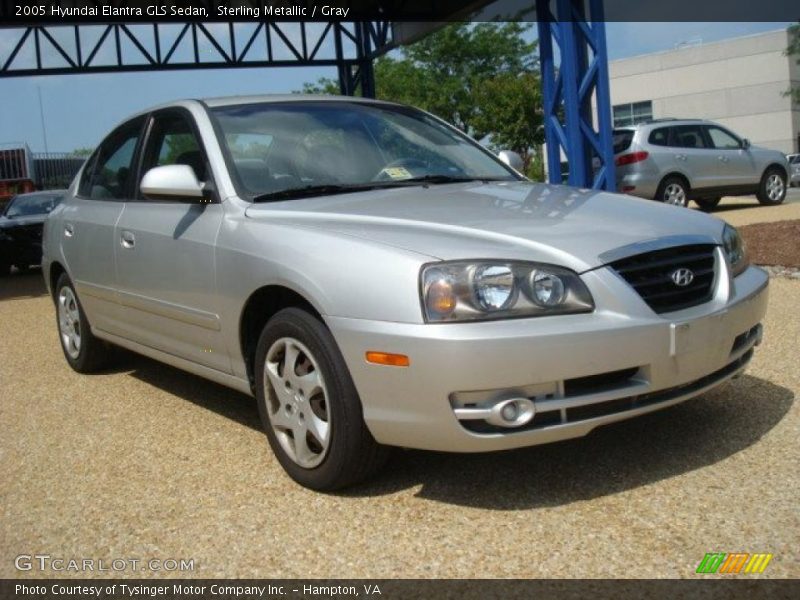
<box><xmin>486</xmin><ymin>397</ymin><xmax>536</xmax><ymax>428</ymax></box>
<box><xmin>501</xmin><ymin>402</ymin><xmax>519</xmax><ymax>422</ymax></box>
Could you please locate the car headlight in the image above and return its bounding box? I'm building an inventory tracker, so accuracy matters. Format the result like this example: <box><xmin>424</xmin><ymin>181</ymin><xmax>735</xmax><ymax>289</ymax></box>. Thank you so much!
<box><xmin>421</xmin><ymin>261</ymin><xmax>594</xmax><ymax>322</ymax></box>
<box><xmin>722</xmin><ymin>224</ymin><xmax>748</xmax><ymax>277</ymax></box>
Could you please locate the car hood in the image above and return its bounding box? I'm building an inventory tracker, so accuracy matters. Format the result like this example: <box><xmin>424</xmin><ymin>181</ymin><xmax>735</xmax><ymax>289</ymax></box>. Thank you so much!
<box><xmin>244</xmin><ymin>181</ymin><xmax>725</xmax><ymax>272</ymax></box>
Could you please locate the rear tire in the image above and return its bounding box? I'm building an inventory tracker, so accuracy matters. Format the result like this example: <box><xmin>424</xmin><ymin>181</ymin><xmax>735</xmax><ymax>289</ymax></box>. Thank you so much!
<box><xmin>254</xmin><ymin>308</ymin><xmax>389</xmax><ymax>491</ymax></box>
<box><xmin>55</xmin><ymin>273</ymin><xmax>111</xmax><ymax>373</ymax></box>
<box><xmin>756</xmin><ymin>167</ymin><xmax>787</xmax><ymax>205</ymax></box>
<box><xmin>0</xmin><ymin>261</ymin><xmax>9</xmax><ymax>276</ymax></box>
<box><xmin>694</xmin><ymin>197</ymin><xmax>721</xmax><ymax>212</ymax></box>
<box><xmin>655</xmin><ymin>176</ymin><xmax>689</xmax><ymax>207</ymax></box>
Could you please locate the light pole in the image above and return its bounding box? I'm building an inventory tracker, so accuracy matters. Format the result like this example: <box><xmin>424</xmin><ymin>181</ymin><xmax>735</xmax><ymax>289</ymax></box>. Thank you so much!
<box><xmin>37</xmin><ymin>86</ymin><xmax>49</xmax><ymax>155</ymax></box>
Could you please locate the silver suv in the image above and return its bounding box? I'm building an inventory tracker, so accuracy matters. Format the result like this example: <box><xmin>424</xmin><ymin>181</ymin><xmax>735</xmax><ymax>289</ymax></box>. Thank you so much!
<box><xmin>614</xmin><ymin>119</ymin><xmax>789</xmax><ymax>210</ymax></box>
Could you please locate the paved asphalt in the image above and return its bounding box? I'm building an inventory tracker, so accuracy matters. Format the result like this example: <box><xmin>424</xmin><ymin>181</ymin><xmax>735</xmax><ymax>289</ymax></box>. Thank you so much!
<box><xmin>0</xmin><ymin>201</ymin><xmax>797</xmax><ymax>579</ymax></box>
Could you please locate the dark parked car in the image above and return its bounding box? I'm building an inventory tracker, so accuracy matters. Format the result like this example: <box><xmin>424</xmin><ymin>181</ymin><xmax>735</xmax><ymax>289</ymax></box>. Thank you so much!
<box><xmin>0</xmin><ymin>190</ymin><xmax>65</xmax><ymax>275</ymax></box>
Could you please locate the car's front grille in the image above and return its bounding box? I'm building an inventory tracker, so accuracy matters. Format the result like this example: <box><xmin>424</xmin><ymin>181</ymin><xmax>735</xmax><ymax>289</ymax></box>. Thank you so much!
<box><xmin>610</xmin><ymin>244</ymin><xmax>717</xmax><ymax>314</ymax></box>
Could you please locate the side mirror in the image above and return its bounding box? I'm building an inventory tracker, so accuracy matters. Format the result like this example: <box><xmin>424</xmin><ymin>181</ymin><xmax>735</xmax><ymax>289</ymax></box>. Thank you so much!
<box><xmin>140</xmin><ymin>164</ymin><xmax>205</xmax><ymax>201</ymax></box>
<box><xmin>497</xmin><ymin>150</ymin><xmax>524</xmax><ymax>171</ymax></box>
<box><xmin>742</xmin><ymin>138</ymin><xmax>751</xmax><ymax>150</ymax></box>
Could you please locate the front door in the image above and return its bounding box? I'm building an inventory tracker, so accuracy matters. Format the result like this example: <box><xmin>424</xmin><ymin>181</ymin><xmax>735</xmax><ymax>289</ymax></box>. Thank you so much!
<box><xmin>114</xmin><ymin>109</ymin><xmax>229</xmax><ymax>373</ymax></box>
<box><xmin>704</xmin><ymin>125</ymin><xmax>759</xmax><ymax>189</ymax></box>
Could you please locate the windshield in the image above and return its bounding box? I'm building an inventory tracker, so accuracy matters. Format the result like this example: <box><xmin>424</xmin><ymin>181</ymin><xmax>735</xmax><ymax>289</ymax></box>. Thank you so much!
<box><xmin>209</xmin><ymin>101</ymin><xmax>518</xmax><ymax>201</ymax></box>
<box><xmin>4</xmin><ymin>193</ymin><xmax>63</xmax><ymax>218</ymax></box>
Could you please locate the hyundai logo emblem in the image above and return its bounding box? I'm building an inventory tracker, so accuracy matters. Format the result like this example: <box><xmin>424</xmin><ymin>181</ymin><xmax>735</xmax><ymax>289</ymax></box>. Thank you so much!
<box><xmin>670</xmin><ymin>268</ymin><xmax>694</xmax><ymax>287</ymax></box>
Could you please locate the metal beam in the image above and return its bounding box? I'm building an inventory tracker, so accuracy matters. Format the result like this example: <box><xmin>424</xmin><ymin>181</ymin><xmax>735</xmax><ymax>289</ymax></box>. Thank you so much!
<box><xmin>0</xmin><ymin>21</ymin><xmax>394</xmax><ymax>84</ymax></box>
<box><xmin>537</xmin><ymin>0</ymin><xmax>616</xmax><ymax>191</ymax></box>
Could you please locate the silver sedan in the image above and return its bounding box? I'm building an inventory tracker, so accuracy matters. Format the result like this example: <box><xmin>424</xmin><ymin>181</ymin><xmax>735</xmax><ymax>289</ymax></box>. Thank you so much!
<box><xmin>43</xmin><ymin>96</ymin><xmax>768</xmax><ymax>490</ymax></box>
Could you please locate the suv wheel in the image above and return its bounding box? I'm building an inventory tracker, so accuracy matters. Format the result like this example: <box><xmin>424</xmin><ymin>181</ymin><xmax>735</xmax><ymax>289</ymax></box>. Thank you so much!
<box><xmin>254</xmin><ymin>308</ymin><xmax>389</xmax><ymax>490</ymax></box>
<box><xmin>656</xmin><ymin>176</ymin><xmax>689</xmax><ymax>207</ymax></box>
<box><xmin>694</xmin><ymin>197</ymin><xmax>721</xmax><ymax>212</ymax></box>
<box><xmin>757</xmin><ymin>168</ymin><xmax>786</xmax><ymax>205</ymax></box>
<box><xmin>55</xmin><ymin>273</ymin><xmax>111</xmax><ymax>373</ymax></box>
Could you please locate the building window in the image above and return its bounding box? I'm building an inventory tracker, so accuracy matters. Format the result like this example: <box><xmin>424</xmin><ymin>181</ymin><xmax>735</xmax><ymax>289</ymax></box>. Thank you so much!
<box><xmin>613</xmin><ymin>101</ymin><xmax>652</xmax><ymax>127</ymax></box>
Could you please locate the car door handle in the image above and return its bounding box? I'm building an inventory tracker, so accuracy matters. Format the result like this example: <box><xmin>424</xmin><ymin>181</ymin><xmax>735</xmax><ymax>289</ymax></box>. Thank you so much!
<box><xmin>120</xmin><ymin>231</ymin><xmax>135</xmax><ymax>249</ymax></box>
<box><xmin>718</xmin><ymin>156</ymin><xmax>729</xmax><ymax>163</ymax></box>
<box><xmin>64</xmin><ymin>223</ymin><xmax>74</xmax><ymax>238</ymax></box>
<box><xmin>675</xmin><ymin>154</ymin><xmax>687</xmax><ymax>161</ymax></box>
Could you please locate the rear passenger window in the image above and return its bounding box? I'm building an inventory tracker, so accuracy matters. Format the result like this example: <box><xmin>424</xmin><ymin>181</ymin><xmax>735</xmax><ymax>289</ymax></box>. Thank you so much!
<box><xmin>82</xmin><ymin>119</ymin><xmax>144</xmax><ymax>200</ymax></box>
<box><xmin>671</xmin><ymin>125</ymin><xmax>708</xmax><ymax>149</ymax></box>
<box><xmin>612</xmin><ymin>130</ymin><xmax>634</xmax><ymax>154</ymax></box>
<box><xmin>648</xmin><ymin>128</ymin><xmax>670</xmax><ymax>146</ymax></box>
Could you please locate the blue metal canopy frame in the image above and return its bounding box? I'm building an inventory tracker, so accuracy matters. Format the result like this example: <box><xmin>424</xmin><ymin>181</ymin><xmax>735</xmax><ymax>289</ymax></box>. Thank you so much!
<box><xmin>0</xmin><ymin>4</ymin><xmax>617</xmax><ymax>190</ymax></box>
<box><xmin>537</xmin><ymin>0</ymin><xmax>616</xmax><ymax>191</ymax></box>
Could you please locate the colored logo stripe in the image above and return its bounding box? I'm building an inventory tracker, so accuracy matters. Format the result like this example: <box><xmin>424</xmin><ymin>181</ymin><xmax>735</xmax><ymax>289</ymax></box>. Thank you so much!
<box><xmin>696</xmin><ymin>553</ymin><xmax>773</xmax><ymax>574</ymax></box>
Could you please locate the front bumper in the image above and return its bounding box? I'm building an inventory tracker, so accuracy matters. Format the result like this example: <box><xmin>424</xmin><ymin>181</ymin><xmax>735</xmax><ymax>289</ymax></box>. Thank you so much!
<box><xmin>328</xmin><ymin>263</ymin><xmax>769</xmax><ymax>452</ymax></box>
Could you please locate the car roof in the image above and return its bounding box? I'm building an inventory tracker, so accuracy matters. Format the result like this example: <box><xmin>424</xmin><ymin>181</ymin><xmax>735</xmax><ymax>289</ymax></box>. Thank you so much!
<box><xmin>201</xmin><ymin>94</ymin><xmax>399</xmax><ymax>108</ymax></box>
<box><xmin>116</xmin><ymin>94</ymin><xmax>406</xmax><ymax>125</ymax></box>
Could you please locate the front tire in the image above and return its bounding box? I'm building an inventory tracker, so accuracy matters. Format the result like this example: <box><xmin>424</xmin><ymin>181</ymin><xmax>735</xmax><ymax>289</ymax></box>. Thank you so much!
<box><xmin>694</xmin><ymin>197</ymin><xmax>721</xmax><ymax>212</ymax></box>
<box><xmin>254</xmin><ymin>308</ymin><xmax>389</xmax><ymax>490</ymax></box>
<box><xmin>656</xmin><ymin>176</ymin><xmax>689</xmax><ymax>207</ymax></box>
<box><xmin>757</xmin><ymin>167</ymin><xmax>787</xmax><ymax>205</ymax></box>
<box><xmin>55</xmin><ymin>273</ymin><xmax>111</xmax><ymax>373</ymax></box>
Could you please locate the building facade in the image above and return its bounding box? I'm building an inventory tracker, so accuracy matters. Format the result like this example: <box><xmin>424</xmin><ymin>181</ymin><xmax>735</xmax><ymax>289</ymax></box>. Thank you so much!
<box><xmin>609</xmin><ymin>29</ymin><xmax>800</xmax><ymax>154</ymax></box>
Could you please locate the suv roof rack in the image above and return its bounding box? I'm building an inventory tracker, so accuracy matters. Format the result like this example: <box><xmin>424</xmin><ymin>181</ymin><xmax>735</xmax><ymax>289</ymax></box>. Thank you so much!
<box><xmin>643</xmin><ymin>118</ymin><xmax>702</xmax><ymax>124</ymax></box>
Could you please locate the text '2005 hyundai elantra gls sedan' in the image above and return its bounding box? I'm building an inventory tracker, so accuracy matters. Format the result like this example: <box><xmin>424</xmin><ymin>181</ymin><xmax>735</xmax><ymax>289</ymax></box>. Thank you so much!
<box><xmin>42</xmin><ymin>96</ymin><xmax>767</xmax><ymax>490</ymax></box>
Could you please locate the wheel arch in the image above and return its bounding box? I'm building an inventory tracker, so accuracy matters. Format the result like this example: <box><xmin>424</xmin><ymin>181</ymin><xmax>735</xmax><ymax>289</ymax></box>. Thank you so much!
<box><xmin>48</xmin><ymin>261</ymin><xmax>67</xmax><ymax>302</ymax></box>
<box><xmin>657</xmin><ymin>171</ymin><xmax>691</xmax><ymax>195</ymax></box>
<box><xmin>762</xmin><ymin>163</ymin><xmax>788</xmax><ymax>181</ymax></box>
<box><xmin>239</xmin><ymin>284</ymin><xmax>324</xmax><ymax>391</ymax></box>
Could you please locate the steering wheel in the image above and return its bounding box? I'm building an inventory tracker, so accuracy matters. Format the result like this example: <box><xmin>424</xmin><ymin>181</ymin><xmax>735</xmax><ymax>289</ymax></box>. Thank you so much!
<box><xmin>372</xmin><ymin>158</ymin><xmax>428</xmax><ymax>182</ymax></box>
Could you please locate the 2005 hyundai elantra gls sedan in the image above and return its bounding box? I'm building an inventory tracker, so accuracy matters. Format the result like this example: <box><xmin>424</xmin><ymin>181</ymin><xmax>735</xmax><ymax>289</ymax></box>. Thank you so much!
<box><xmin>43</xmin><ymin>96</ymin><xmax>767</xmax><ymax>490</ymax></box>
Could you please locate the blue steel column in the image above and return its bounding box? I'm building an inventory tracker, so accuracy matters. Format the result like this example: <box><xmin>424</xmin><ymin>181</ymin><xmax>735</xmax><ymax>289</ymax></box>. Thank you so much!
<box><xmin>536</xmin><ymin>0</ymin><xmax>616</xmax><ymax>191</ymax></box>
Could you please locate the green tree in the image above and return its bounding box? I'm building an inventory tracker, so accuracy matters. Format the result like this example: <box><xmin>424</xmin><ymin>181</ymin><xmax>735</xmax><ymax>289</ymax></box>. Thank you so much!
<box><xmin>786</xmin><ymin>22</ymin><xmax>800</xmax><ymax>104</ymax></box>
<box><xmin>300</xmin><ymin>23</ymin><xmax>544</xmax><ymax>169</ymax></box>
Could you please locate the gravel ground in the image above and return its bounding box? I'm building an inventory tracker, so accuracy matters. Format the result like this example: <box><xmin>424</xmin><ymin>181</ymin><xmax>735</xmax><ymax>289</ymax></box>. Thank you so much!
<box><xmin>0</xmin><ymin>269</ymin><xmax>798</xmax><ymax>580</ymax></box>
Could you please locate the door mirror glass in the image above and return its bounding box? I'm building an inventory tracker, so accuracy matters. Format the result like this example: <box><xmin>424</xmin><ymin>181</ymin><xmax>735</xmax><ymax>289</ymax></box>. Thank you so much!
<box><xmin>742</xmin><ymin>138</ymin><xmax>751</xmax><ymax>149</ymax></box>
<box><xmin>497</xmin><ymin>150</ymin><xmax>524</xmax><ymax>171</ymax></box>
<box><xmin>140</xmin><ymin>165</ymin><xmax>204</xmax><ymax>201</ymax></box>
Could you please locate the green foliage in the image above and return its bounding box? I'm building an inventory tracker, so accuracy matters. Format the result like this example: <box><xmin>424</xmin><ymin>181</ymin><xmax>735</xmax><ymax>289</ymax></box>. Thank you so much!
<box><xmin>787</xmin><ymin>23</ymin><xmax>800</xmax><ymax>104</ymax></box>
<box><xmin>70</xmin><ymin>147</ymin><xmax>94</xmax><ymax>157</ymax></box>
<box><xmin>299</xmin><ymin>23</ymin><xmax>544</xmax><ymax>167</ymax></box>
<box><xmin>300</xmin><ymin>78</ymin><xmax>339</xmax><ymax>95</ymax></box>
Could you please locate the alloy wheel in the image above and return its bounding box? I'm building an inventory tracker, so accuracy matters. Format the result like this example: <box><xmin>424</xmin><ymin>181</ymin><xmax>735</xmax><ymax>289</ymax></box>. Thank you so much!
<box><xmin>663</xmin><ymin>183</ymin><xmax>687</xmax><ymax>206</ymax></box>
<box><xmin>766</xmin><ymin>173</ymin><xmax>785</xmax><ymax>202</ymax></box>
<box><xmin>58</xmin><ymin>287</ymin><xmax>81</xmax><ymax>359</ymax></box>
<box><xmin>263</xmin><ymin>337</ymin><xmax>331</xmax><ymax>469</ymax></box>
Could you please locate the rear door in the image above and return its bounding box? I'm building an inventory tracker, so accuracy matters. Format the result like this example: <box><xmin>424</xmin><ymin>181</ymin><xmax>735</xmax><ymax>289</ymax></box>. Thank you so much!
<box><xmin>704</xmin><ymin>125</ymin><xmax>759</xmax><ymax>188</ymax></box>
<box><xmin>59</xmin><ymin>117</ymin><xmax>145</xmax><ymax>334</ymax></box>
<box><xmin>668</xmin><ymin>124</ymin><xmax>718</xmax><ymax>191</ymax></box>
<box><xmin>113</xmin><ymin>108</ymin><xmax>229</xmax><ymax>372</ymax></box>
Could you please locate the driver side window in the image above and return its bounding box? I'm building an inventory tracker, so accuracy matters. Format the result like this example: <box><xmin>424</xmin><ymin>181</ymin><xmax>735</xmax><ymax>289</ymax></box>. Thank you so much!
<box><xmin>139</xmin><ymin>111</ymin><xmax>207</xmax><ymax>194</ymax></box>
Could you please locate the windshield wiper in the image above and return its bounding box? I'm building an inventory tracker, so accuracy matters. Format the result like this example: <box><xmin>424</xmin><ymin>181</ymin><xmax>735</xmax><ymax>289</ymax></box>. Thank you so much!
<box><xmin>252</xmin><ymin>183</ymin><xmax>389</xmax><ymax>203</ymax></box>
<box><xmin>251</xmin><ymin>176</ymin><xmax>510</xmax><ymax>203</ymax></box>
<box><xmin>391</xmin><ymin>175</ymin><xmax>505</xmax><ymax>185</ymax></box>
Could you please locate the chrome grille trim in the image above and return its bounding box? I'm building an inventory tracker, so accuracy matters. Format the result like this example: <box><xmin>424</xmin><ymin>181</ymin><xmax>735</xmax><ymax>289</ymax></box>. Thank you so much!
<box><xmin>610</xmin><ymin>244</ymin><xmax>717</xmax><ymax>314</ymax></box>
